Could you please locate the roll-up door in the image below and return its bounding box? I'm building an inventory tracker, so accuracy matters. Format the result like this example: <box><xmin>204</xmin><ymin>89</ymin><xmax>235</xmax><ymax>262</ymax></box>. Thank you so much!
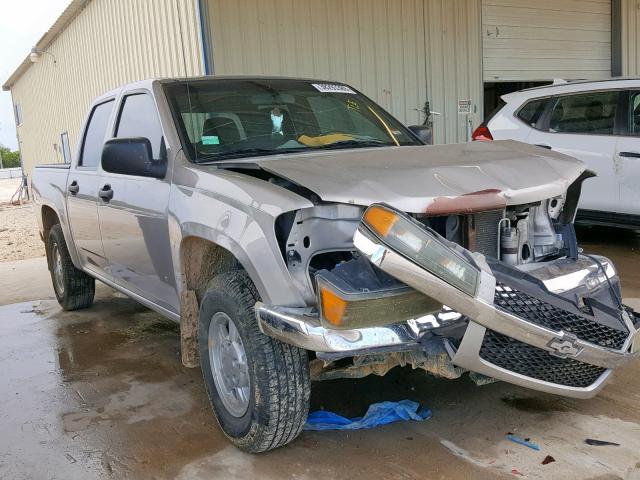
<box><xmin>482</xmin><ymin>0</ymin><xmax>612</xmax><ymax>81</ymax></box>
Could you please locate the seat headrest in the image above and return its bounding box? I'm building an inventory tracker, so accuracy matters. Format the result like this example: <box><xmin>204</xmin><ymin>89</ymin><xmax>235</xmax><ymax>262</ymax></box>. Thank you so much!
<box><xmin>202</xmin><ymin>116</ymin><xmax>242</xmax><ymax>144</ymax></box>
<box><xmin>203</xmin><ymin>117</ymin><xmax>230</xmax><ymax>136</ymax></box>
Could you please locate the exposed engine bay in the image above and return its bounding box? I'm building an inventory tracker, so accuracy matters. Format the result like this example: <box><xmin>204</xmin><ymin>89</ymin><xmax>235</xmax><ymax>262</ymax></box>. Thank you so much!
<box><xmin>276</xmin><ymin>196</ymin><xmax>569</xmax><ymax>306</ymax></box>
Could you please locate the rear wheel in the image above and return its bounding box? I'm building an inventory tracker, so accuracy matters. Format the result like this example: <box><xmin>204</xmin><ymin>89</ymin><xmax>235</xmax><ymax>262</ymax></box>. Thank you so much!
<box><xmin>198</xmin><ymin>270</ymin><xmax>310</xmax><ymax>453</ymax></box>
<box><xmin>46</xmin><ymin>224</ymin><xmax>95</xmax><ymax>310</ymax></box>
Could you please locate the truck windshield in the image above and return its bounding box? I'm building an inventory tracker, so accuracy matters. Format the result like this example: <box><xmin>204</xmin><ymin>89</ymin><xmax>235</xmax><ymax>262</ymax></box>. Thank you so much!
<box><xmin>163</xmin><ymin>79</ymin><xmax>420</xmax><ymax>162</ymax></box>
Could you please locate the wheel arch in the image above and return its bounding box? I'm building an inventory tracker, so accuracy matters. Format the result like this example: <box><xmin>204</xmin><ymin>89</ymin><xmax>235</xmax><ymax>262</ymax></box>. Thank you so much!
<box><xmin>38</xmin><ymin>201</ymin><xmax>82</xmax><ymax>269</ymax></box>
<box><xmin>174</xmin><ymin>220</ymin><xmax>307</xmax><ymax>368</ymax></box>
<box><xmin>41</xmin><ymin>204</ymin><xmax>60</xmax><ymax>245</ymax></box>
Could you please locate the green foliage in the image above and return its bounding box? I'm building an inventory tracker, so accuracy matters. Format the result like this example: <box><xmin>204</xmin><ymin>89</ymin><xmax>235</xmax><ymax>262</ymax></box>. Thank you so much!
<box><xmin>0</xmin><ymin>145</ymin><xmax>20</xmax><ymax>168</ymax></box>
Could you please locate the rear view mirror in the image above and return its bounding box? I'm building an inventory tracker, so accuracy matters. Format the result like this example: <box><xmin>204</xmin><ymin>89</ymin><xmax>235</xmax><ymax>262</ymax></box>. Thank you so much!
<box><xmin>408</xmin><ymin>125</ymin><xmax>433</xmax><ymax>145</ymax></box>
<box><xmin>101</xmin><ymin>138</ymin><xmax>167</xmax><ymax>178</ymax></box>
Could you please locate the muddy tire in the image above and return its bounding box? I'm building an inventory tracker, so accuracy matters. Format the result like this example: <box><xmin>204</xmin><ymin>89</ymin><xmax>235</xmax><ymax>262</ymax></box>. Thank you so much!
<box><xmin>46</xmin><ymin>224</ymin><xmax>95</xmax><ymax>310</ymax></box>
<box><xmin>198</xmin><ymin>270</ymin><xmax>310</xmax><ymax>453</ymax></box>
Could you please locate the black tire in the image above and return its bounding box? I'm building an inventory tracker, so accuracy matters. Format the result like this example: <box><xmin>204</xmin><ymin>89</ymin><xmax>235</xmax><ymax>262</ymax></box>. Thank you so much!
<box><xmin>198</xmin><ymin>270</ymin><xmax>310</xmax><ymax>453</ymax></box>
<box><xmin>46</xmin><ymin>224</ymin><xmax>95</xmax><ymax>310</ymax></box>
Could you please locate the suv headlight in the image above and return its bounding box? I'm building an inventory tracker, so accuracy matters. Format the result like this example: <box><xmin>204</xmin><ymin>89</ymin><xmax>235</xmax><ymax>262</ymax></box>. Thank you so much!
<box><xmin>362</xmin><ymin>204</ymin><xmax>480</xmax><ymax>297</ymax></box>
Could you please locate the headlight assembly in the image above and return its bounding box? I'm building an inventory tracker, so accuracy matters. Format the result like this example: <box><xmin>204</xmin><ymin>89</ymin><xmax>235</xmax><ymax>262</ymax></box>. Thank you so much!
<box><xmin>362</xmin><ymin>204</ymin><xmax>480</xmax><ymax>297</ymax></box>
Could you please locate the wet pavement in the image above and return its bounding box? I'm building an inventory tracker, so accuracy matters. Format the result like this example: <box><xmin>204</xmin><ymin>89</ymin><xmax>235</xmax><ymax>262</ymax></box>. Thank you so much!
<box><xmin>1</xmin><ymin>227</ymin><xmax>640</xmax><ymax>479</ymax></box>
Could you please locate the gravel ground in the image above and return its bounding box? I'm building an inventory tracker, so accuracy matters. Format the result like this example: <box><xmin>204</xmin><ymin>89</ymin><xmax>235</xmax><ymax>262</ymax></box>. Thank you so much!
<box><xmin>0</xmin><ymin>178</ymin><xmax>44</xmax><ymax>262</ymax></box>
<box><xmin>0</xmin><ymin>204</ymin><xmax>44</xmax><ymax>262</ymax></box>
<box><xmin>0</xmin><ymin>177</ymin><xmax>23</xmax><ymax>204</ymax></box>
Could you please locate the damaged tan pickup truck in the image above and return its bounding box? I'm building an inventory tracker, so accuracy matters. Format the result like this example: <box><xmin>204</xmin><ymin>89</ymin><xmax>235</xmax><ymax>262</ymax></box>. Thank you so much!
<box><xmin>32</xmin><ymin>77</ymin><xmax>639</xmax><ymax>453</ymax></box>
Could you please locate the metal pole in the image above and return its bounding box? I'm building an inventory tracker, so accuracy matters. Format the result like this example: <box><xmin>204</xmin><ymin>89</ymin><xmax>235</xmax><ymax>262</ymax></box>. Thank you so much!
<box><xmin>0</xmin><ymin>149</ymin><xmax>3</xmax><ymax>169</ymax></box>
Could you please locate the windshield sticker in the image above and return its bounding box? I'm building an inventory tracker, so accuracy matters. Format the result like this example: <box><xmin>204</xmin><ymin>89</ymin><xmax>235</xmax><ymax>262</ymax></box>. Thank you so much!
<box><xmin>271</xmin><ymin>107</ymin><xmax>284</xmax><ymax>135</ymax></box>
<box><xmin>346</xmin><ymin>99</ymin><xmax>360</xmax><ymax>111</ymax></box>
<box><xmin>312</xmin><ymin>83</ymin><xmax>356</xmax><ymax>94</ymax></box>
<box><xmin>202</xmin><ymin>135</ymin><xmax>220</xmax><ymax>145</ymax></box>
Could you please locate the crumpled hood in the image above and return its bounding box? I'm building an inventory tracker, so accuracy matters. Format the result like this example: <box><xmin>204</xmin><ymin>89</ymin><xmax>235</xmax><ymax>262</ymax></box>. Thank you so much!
<box><xmin>254</xmin><ymin>140</ymin><xmax>586</xmax><ymax>213</ymax></box>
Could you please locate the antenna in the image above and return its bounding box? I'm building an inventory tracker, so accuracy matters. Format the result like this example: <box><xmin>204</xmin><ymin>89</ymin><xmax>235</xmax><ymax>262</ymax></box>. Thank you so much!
<box><xmin>175</xmin><ymin>0</ymin><xmax>189</xmax><ymax>78</ymax></box>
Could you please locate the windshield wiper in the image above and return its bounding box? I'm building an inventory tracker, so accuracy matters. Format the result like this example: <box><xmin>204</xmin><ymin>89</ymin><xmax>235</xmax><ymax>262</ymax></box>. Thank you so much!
<box><xmin>313</xmin><ymin>139</ymin><xmax>393</xmax><ymax>150</ymax></box>
<box><xmin>195</xmin><ymin>140</ymin><xmax>393</xmax><ymax>163</ymax></box>
<box><xmin>196</xmin><ymin>147</ymin><xmax>306</xmax><ymax>163</ymax></box>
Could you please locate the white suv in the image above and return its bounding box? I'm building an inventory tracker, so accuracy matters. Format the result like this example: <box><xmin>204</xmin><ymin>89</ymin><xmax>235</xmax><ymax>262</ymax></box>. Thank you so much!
<box><xmin>475</xmin><ymin>79</ymin><xmax>640</xmax><ymax>228</ymax></box>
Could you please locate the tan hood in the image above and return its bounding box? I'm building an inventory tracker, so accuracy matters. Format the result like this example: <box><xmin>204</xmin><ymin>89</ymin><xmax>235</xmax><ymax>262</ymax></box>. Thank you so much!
<box><xmin>254</xmin><ymin>140</ymin><xmax>586</xmax><ymax>213</ymax></box>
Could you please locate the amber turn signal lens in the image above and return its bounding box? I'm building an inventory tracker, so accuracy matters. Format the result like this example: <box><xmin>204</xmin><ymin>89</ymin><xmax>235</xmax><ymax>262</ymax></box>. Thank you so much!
<box><xmin>319</xmin><ymin>286</ymin><xmax>348</xmax><ymax>327</ymax></box>
<box><xmin>363</xmin><ymin>205</ymin><xmax>398</xmax><ymax>237</ymax></box>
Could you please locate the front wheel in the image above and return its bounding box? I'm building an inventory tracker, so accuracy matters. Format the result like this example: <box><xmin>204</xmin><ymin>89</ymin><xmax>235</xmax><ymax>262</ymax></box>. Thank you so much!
<box><xmin>198</xmin><ymin>271</ymin><xmax>310</xmax><ymax>453</ymax></box>
<box><xmin>46</xmin><ymin>224</ymin><xmax>95</xmax><ymax>310</ymax></box>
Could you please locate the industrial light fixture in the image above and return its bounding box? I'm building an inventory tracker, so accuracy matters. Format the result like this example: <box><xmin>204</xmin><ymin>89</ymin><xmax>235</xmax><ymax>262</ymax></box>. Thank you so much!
<box><xmin>29</xmin><ymin>47</ymin><xmax>57</xmax><ymax>64</ymax></box>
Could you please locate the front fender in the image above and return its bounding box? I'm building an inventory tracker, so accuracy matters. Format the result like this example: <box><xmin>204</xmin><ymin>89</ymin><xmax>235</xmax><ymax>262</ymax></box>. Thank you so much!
<box><xmin>168</xmin><ymin>179</ymin><xmax>310</xmax><ymax>307</ymax></box>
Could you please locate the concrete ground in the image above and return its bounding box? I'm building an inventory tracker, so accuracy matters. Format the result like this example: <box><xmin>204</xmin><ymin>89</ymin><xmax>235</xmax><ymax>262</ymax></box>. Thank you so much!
<box><xmin>1</xmin><ymin>227</ymin><xmax>640</xmax><ymax>479</ymax></box>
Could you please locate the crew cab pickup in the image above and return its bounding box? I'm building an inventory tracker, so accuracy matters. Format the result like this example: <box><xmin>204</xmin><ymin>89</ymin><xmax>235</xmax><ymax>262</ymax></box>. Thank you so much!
<box><xmin>32</xmin><ymin>77</ymin><xmax>639</xmax><ymax>453</ymax></box>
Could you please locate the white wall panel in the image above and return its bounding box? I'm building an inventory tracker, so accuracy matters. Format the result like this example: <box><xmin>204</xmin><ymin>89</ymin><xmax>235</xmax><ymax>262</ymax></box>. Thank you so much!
<box><xmin>8</xmin><ymin>0</ymin><xmax>203</xmax><ymax>175</ymax></box>
<box><xmin>207</xmin><ymin>0</ymin><xmax>483</xmax><ymax>144</ymax></box>
<box><xmin>621</xmin><ymin>0</ymin><xmax>640</xmax><ymax>75</ymax></box>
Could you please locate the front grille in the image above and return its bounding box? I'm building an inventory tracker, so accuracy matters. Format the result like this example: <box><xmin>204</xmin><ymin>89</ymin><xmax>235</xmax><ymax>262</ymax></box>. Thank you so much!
<box><xmin>480</xmin><ymin>330</ymin><xmax>606</xmax><ymax>388</ymax></box>
<box><xmin>494</xmin><ymin>283</ymin><xmax>628</xmax><ymax>350</ymax></box>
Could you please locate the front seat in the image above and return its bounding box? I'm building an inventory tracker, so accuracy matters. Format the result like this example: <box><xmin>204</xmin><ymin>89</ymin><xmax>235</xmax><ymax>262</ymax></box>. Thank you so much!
<box><xmin>202</xmin><ymin>115</ymin><xmax>244</xmax><ymax>145</ymax></box>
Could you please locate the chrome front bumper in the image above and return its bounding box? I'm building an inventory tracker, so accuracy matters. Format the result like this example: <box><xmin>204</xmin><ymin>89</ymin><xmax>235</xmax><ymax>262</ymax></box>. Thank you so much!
<box><xmin>256</xmin><ymin>225</ymin><xmax>639</xmax><ymax>399</ymax></box>
<box><xmin>257</xmin><ymin>303</ymin><xmax>461</xmax><ymax>355</ymax></box>
<box><xmin>353</xmin><ymin>227</ymin><xmax>639</xmax><ymax>398</ymax></box>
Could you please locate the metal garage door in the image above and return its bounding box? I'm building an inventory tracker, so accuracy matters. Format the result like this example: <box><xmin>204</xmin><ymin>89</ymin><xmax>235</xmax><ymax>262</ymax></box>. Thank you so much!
<box><xmin>482</xmin><ymin>0</ymin><xmax>612</xmax><ymax>81</ymax></box>
<box><xmin>203</xmin><ymin>0</ymin><xmax>483</xmax><ymax>144</ymax></box>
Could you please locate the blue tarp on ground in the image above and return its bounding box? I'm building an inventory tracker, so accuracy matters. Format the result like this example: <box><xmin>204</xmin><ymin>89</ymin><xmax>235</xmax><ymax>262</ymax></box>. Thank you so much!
<box><xmin>303</xmin><ymin>400</ymin><xmax>431</xmax><ymax>431</ymax></box>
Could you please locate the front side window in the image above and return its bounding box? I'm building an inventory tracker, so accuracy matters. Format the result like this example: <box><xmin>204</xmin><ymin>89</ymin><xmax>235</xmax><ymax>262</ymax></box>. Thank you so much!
<box><xmin>115</xmin><ymin>93</ymin><xmax>164</xmax><ymax>159</ymax></box>
<box><xmin>548</xmin><ymin>91</ymin><xmax>618</xmax><ymax>135</ymax></box>
<box><xmin>164</xmin><ymin>79</ymin><xmax>419</xmax><ymax>163</ymax></box>
<box><xmin>516</xmin><ymin>98</ymin><xmax>548</xmax><ymax>128</ymax></box>
<box><xmin>80</xmin><ymin>100</ymin><xmax>114</xmax><ymax>167</ymax></box>
<box><xmin>629</xmin><ymin>92</ymin><xmax>640</xmax><ymax>136</ymax></box>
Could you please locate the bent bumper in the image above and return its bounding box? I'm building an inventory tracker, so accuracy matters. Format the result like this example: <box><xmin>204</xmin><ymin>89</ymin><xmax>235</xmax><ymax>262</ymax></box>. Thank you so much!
<box><xmin>353</xmin><ymin>226</ymin><xmax>639</xmax><ymax>398</ymax></box>
<box><xmin>257</xmin><ymin>223</ymin><xmax>639</xmax><ymax>399</ymax></box>
<box><xmin>257</xmin><ymin>302</ymin><xmax>461</xmax><ymax>356</ymax></box>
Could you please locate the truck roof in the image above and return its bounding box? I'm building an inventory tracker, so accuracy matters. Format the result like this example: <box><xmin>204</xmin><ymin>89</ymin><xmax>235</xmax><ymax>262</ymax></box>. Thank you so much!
<box><xmin>96</xmin><ymin>75</ymin><xmax>349</xmax><ymax>102</ymax></box>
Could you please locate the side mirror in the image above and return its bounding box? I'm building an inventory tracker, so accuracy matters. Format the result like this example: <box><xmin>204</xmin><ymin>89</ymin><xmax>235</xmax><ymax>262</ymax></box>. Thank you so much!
<box><xmin>101</xmin><ymin>137</ymin><xmax>167</xmax><ymax>179</ymax></box>
<box><xmin>408</xmin><ymin>125</ymin><xmax>433</xmax><ymax>145</ymax></box>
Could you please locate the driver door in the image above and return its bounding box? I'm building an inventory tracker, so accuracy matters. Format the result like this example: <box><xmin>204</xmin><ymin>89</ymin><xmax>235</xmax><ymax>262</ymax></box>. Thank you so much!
<box><xmin>97</xmin><ymin>92</ymin><xmax>178</xmax><ymax>314</ymax></box>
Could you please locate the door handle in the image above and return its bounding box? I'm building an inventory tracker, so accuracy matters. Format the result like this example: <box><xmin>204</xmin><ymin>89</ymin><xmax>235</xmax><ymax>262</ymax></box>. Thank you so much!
<box><xmin>619</xmin><ymin>151</ymin><xmax>640</xmax><ymax>158</ymax></box>
<box><xmin>98</xmin><ymin>184</ymin><xmax>114</xmax><ymax>202</ymax></box>
<box><xmin>535</xmin><ymin>144</ymin><xmax>552</xmax><ymax>150</ymax></box>
<box><xmin>68</xmin><ymin>181</ymin><xmax>79</xmax><ymax>195</ymax></box>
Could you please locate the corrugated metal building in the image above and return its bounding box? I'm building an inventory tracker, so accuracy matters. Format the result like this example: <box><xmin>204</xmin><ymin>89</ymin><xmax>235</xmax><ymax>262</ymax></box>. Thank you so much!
<box><xmin>3</xmin><ymin>0</ymin><xmax>640</xmax><ymax>175</ymax></box>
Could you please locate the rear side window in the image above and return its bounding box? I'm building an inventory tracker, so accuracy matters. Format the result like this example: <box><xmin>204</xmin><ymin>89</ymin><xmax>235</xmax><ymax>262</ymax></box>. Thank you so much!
<box><xmin>629</xmin><ymin>92</ymin><xmax>640</xmax><ymax>136</ymax></box>
<box><xmin>548</xmin><ymin>91</ymin><xmax>618</xmax><ymax>135</ymax></box>
<box><xmin>516</xmin><ymin>98</ymin><xmax>548</xmax><ymax>128</ymax></box>
<box><xmin>80</xmin><ymin>100</ymin><xmax>114</xmax><ymax>167</ymax></box>
<box><xmin>116</xmin><ymin>93</ymin><xmax>164</xmax><ymax>159</ymax></box>
<box><xmin>483</xmin><ymin>98</ymin><xmax>506</xmax><ymax>124</ymax></box>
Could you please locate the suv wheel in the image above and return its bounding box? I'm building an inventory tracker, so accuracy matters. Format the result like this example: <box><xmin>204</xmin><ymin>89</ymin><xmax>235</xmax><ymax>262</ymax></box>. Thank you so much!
<box><xmin>198</xmin><ymin>270</ymin><xmax>310</xmax><ymax>453</ymax></box>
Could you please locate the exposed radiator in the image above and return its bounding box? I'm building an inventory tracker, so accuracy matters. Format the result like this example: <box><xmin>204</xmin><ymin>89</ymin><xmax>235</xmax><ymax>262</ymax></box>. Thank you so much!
<box><xmin>465</xmin><ymin>209</ymin><xmax>503</xmax><ymax>258</ymax></box>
